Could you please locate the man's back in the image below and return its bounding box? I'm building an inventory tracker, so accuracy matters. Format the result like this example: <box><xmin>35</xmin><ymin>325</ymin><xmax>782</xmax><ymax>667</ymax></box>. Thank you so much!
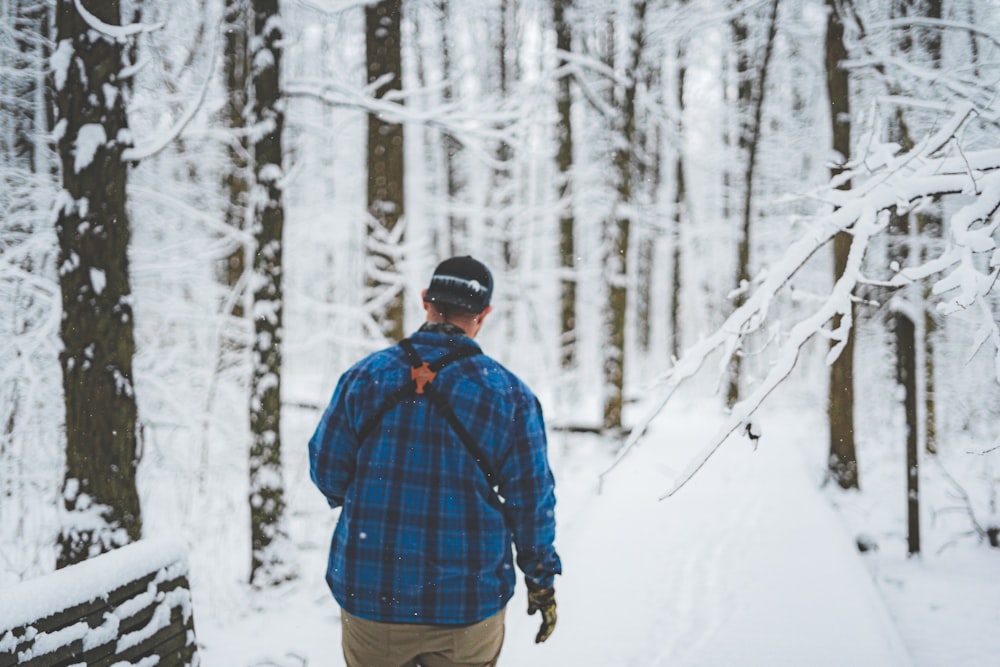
<box><xmin>309</xmin><ymin>327</ymin><xmax>559</xmax><ymax>625</ymax></box>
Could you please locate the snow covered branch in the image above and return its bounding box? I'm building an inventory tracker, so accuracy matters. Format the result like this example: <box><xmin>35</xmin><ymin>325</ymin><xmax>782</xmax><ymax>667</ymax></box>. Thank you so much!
<box><xmin>284</xmin><ymin>79</ymin><xmax>518</xmax><ymax>147</ymax></box>
<box><xmin>121</xmin><ymin>44</ymin><xmax>217</xmax><ymax>162</ymax></box>
<box><xmin>601</xmin><ymin>106</ymin><xmax>1000</xmax><ymax>497</ymax></box>
<box><xmin>870</xmin><ymin>17</ymin><xmax>1000</xmax><ymax>50</ymax></box>
<box><xmin>73</xmin><ymin>0</ymin><xmax>163</xmax><ymax>39</ymax></box>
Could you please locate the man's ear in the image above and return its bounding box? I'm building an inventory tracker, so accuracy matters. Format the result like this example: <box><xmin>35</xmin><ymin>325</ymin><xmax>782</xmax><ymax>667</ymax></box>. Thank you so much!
<box><xmin>476</xmin><ymin>305</ymin><xmax>493</xmax><ymax>325</ymax></box>
<box><xmin>421</xmin><ymin>289</ymin><xmax>429</xmax><ymax>313</ymax></box>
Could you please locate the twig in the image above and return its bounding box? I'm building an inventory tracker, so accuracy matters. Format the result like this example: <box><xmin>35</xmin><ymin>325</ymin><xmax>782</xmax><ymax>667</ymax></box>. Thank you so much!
<box><xmin>929</xmin><ymin>456</ymin><xmax>990</xmax><ymax>543</ymax></box>
<box><xmin>121</xmin><ymin>30</ymin><xmax>218</xmax><ymax>162</ymax></box>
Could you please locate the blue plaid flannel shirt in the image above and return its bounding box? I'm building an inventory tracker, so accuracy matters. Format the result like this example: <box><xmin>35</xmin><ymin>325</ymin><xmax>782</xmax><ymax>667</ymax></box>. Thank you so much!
<box><xmin>309</xmin><ymin>329</ymin><xmax>561</xmax><ymax>625</ymax></box>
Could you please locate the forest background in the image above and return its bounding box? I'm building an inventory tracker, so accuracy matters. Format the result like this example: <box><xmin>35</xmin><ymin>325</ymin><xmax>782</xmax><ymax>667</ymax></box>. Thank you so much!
<box><xmin>1</xmin><ymin>0</ymin><xmax>999</xmax><ymax>659</ymax></box>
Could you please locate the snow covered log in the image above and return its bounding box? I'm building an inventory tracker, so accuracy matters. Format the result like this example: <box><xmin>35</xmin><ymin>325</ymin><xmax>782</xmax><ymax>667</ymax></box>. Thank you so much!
<box><xmin>0</xmin><ymin>539</ymin><xmax>198</xmax><ymax>666</ymax></box>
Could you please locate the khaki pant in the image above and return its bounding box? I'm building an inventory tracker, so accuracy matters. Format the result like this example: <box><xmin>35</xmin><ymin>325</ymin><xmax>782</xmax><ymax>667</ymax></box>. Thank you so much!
<box><xmin>341</xmin><ymin>608</ymin><xmax>506</xmax><ymax>667</ymax></box>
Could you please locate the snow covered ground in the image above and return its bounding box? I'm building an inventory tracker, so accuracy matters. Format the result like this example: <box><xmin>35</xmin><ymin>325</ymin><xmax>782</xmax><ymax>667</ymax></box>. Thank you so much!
<box><xmin>194</xmin><ymin>398</ymin><xmax>1000</xmax><ymax>666</ymax></box>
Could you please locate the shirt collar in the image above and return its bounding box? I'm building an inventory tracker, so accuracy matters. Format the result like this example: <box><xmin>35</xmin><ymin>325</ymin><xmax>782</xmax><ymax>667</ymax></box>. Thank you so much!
<box><xmin>411</xmin><ymin>323</ymin><xmax>482</xmax><ymax>352</ymax></box>
<box><xmin>418</xmin><ymin>321</ymin><xmax>467</xmax><ymax>337</ymax></box>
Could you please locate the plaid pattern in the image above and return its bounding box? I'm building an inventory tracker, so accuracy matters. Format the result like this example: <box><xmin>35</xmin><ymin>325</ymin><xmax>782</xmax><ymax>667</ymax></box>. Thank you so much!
<box><xmin>309</xmin><ymin>330</ymin><xmax>561</xmax><ymax>625</ymax></box>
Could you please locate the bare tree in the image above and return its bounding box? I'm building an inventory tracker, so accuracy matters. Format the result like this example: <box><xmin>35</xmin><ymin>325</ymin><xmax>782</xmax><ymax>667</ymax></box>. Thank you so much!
<box><xmin>726</xmin><ymin>0</ymin><xmax>781</xmax><ymax>407</ymax></box>
<box><xmin>5</xmin><ymin>0</ymin><xmax>49</xmax><ymax>173</ymax></box>
<box><xmin>1</xmin><ymin>0</ymin><xmax>59</xmax><ymax>573</ymax></box>
<box><xmin>221</xmin><ymin>0</ymin><xmax>251</xmax><ymax>321</ymax></box>
<box><xmin>917</xmin><ymin>0</ymin><xmax>942</xmax><ymax>457</ymax></box>
<box><xmin>437</xmin><ymin>0</ymin><xmax>465</xmax><ymax>256</ymax></box>
<box><xmin>553</xmin><ymin>0</ymin><xmax>577</xmax><ymax>370</ymax></box>
<box><xmin>248</xmin><ymin>0</ymin><xmax>294</xmax><ymax>586</ymax></box>
<box><xmin>51</xmin><ymin>0</ymin><xmax>142</xmax><ymax>567</ymax></box>
<box><xmin>366</xmin><ymin>0</ymin><xmax>405</xmax><ymax>341</ymax></box>
<box><xmin>634</xmin><ymin>46</ymin><xmax>662</xmax><ymax>359</ymax></box>
<box><xmin>825</xmin><ymin>0</ymin><xmax>859</xmax><ymax>490</ymax></box>
<box><xmin>669</xmin><ymin>1</ymin><xmax>687</xmax><ymax>364</ymax></box>
<box><xmin>603</xmin><ymin>0</ymin><xmax>646</xmax><ymax>432</ymax></box>
<box><xmin>884</xmin><ymin>0</ymin><xmax>947</xmax><ymax>557</ymax></box>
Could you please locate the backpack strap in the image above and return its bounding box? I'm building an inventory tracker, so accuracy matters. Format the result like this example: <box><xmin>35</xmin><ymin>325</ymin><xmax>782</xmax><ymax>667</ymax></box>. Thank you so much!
<box><xmin>357</xmin><ymin>339</ymin><xmax>502</xmax><ymax>498</ymax></box>
<box><xmin>422</xmin><ymin>383</ymin><xmax>500</xmax><ymax>489</ymax></box>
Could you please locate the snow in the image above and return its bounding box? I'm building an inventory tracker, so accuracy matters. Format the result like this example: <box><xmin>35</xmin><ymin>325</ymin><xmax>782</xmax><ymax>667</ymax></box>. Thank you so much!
<box><xmin>116</xmin><ymin>588</ymin><xmax>192</xmax><ymax>652</ymax></box>
<box><xmin>503</xmin><ymin>404</ymin><xmax>909</xmax><ymax>666</ymax></box>
<box><xmin>83</xmin><ymin>613</ymin><xmax>121</xmax><ymax>650</ymax></box>
<box><xmin>258</xmin><ymin>163</ymin><xmax>284</xmax><ymax>185</ymax></box>
<box><xmin>90</xmin><ymin>267</ymin><xmax>106</xmax><ymax>295</ymax></box>
<box><xmin>252</xmin><ymin>48</ymin><xmax>276</xmax><ymax>74</ymax></box>
<box><xmin>5</xmin><ymin>3</ymin><xmax>1000</xmax><ymax>666</ymax></box>
<box><xmin>51</xmin><ymin>40</ymin><xmax>73</xmax><ymax>92</ymax></box>
<box><xmin>252</xmin><ymin>298</ymin><xmax>280</xmax><ymax>324</ymax></box>
<box><xmin>871</xmin><ymin>552</ymin><xmax>1000</xmax><ymax>666</ymax></box>
<box><xmin>192</xmin><ymin>399</ymin><xmax>1000</xmax><ymax>666</ymax></box>
<box><xmin>23</xmin><ymin>620</ymin><xmax>89</xmax><ymax>659</ymax></box>
<box><xmin>73</xmin><ymin>124</ymin><xmax>106</xmax><ymax>174</ymax></box>
<box><xmin>71</xmin><ymin>0</ymin><xmax>164</xmax><ymax>40</ymax></box>
<box><xmin>0</xmin><ymin>538</ymin><xmax>188</xmax><ymax>631</ymax></box>
<box><xmin>110</xmin><ymin>658</ymin><xmax>160</xmax><ymax>667</ymax></box>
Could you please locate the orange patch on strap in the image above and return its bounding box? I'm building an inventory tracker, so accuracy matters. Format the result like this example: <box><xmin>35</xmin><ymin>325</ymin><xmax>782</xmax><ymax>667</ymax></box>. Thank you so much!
<box><xmin>411</xmin><ymin>363</ymin><xmax>437</xmax><ymax>394</ymax></box>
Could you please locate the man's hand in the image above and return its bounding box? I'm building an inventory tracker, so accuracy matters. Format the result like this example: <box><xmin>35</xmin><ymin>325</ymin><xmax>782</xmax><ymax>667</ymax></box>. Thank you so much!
<box><xmin>526</xmin><ymin>581</ymin><xmax>556</xmax><ymax>643</ymax></box>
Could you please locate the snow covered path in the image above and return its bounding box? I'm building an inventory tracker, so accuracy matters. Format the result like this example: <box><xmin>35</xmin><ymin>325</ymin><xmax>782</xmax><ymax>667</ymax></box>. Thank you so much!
<box><xmin>503</xmin><ymin>402</ymin><xmax>911</xmax><ymax>666</ymax></box>
<box><xmin>199</xmin><ymin>401</ymin><xmax>913</xmax><ymax>666</ymax></box>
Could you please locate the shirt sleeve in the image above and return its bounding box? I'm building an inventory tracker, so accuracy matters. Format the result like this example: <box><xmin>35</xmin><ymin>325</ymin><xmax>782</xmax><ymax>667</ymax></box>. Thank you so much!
<box><xmin>497</xmin><ymin>394</ymin><xmax>562</xmax><ymax>589</ymax></box>
<box><xmin>309</xmin><ymin>369</ymin><xmax>360</xmax><ymax>508</ymax></box>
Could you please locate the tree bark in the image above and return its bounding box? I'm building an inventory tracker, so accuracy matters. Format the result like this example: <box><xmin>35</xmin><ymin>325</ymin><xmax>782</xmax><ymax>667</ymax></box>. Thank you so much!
<box><xmin>897</xmin><ymin>310</ymin><xmax>920</xmax><ymax>556</ymax></box>
<box><xmin>919</xmin><ymin>0</ymin><xmax>941</xmax><ymax>455</ymax></box>
<box><xmin>366</xmin><ymin>0</ymin><xmax>405</xmax><ymax>342</ymax></box>
<box><xmin>669</xmin><ymin>14</ymin><xmax>687</xmax><ymax>363</ymax></box>
<box><xmin>554</xmin><ymin>0</ymin><xmax>577</xmax><ymax>370</ymax></box>
<box><xmin>825</xmin><ymin>0</ymin><xmax>859</xmax><ymax>489</ymax></box>
<box><xmin>52</xmin><ymin>0</ymin><xmax>142</xmax><ymax>567</ymax></box>
<box><xmin>437</xmin><ymin>0</ymin><xmax>464</xmax><ymax>256</ymax></box>
<box><xmin>603</xmin><ymin>0</ymin><xmax>645</xmax><ymax>432</ymax></box>
<box><xmin>726</xmin><ymin>0</ymin><xmax>780</xmax><ymax>408</ymax></box>
<box><xmin>10</xmin><ymin>0</ymin><xmax>47</xmax><ymax>172</ymax></box>
<box><xmin>887</xmin><ymin>0</ymin><xmax>932</xmax><ymax>555</ymax></box>
<box><xmin>222</xmin><ymin>0</ymin><xmax>251</xmax><ymax>320</ymax></box>
<box><xmin>248</xmin><ymin>0</ymin><xmax>293</xmax><ymax>586</ymax></box>
<box><xmin>635</xmin><ymin>57</ymin><xmax>662</xmax><ymax>358</ymax></box>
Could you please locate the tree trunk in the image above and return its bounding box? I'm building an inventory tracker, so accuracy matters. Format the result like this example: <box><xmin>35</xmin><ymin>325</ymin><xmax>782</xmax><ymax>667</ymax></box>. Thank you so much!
<box><xmin>919</xmin><ymin>0</ymin><xmax>941</xmax><ymax>455</ymax></box>
<box><xmin>222</xmin><ymin>0</ymin><xmax>251</xmax><ymax>320</ymax></box>
<box><xmin>52</xmin><ymin>0</ymin><xmax>142</xmax><ymax>567</ymax></box>
<box><xmin>725</xmin><ymin>12</ymin><xmax>750</xmax><ymax>408</ymax></box>
<box><xmin>635</xmin><ymin>57</ymin><xmax>661</xmax><ymax>358</ymax></box>
<box><xmin>897</xmin><ymin>310</ymin><xmax>920</xmax><ymax>556</ymax></box>
<box><xmin>366</xmin><ymin>0</ymin><xmax>405</xmax><ymax>342</ymax></box>
<box><xmin>495</xmin><ymin>0</ymin><xmax>518</xmax><ymax>346</ymax></box>
<box><xmin>10</xmin><ymin>0</ymin><xmax>47</xmax><ymax>171</ymax></box>
<box><xmin>825</xmin><ymin>0</ymin><xmax>859</xmax><ymax>489</ymax></box>
<box><xmin>248</xmin><ymin>0</ymin><xmax>293</xmax><ymax>586</ymax></box>
<box><xmin>603</xmin><ymin>0</ymin><xmax>645</xmax><ymax>432</ymax></box>
<box><xmin>887</xmin><ymin>0</ymin><xmax>935</xmax><ymax>554</ymax></box>
<box><xmin>437</xmin><ymin>0</ymin><xmax>464</xmax><ymax>256</ymax></box>
<box><xmin>554</xmin><ymin>0</ymin><xmax>577</xmax><ymax>370</ymax></box>
<box><xmin>726</xmin><ymin>0</ymin><xmax>780</xmax><ymax>408</ymax></box>
<box><xmin>669</xmin><ymin>16</ymin><xmax>686</xmax><ymax>363</ymax></box>
<box><xmin>888</xmin><ymin>122</ymin><xmax>922</xmax><ymax>555</ymax></box>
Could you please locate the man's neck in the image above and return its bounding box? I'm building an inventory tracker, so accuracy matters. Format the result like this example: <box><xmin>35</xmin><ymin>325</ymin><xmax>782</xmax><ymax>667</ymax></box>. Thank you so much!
<box><xmin>419</xmin><ymin>321</ymin><xmax>469</xmax><ymax>337</ymax></box>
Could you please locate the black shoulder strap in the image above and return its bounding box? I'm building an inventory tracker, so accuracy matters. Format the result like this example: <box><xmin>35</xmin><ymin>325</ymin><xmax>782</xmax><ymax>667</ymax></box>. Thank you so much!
<box><xmin>357</xmin><ymin>339</ymin><xmax>501</xmax><ymax>496</ymax></box>
<box><xmin>422</xmin><ymin>385</ymin><xmax>500</xmax><ymax>488</ymax></box>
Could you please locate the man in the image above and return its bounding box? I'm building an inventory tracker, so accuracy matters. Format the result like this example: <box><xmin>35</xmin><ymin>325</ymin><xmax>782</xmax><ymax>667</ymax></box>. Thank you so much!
<box><xmin>309</xmin><ymin>256</ymin><xmax>561</xmax><ymax>667</ymax></box>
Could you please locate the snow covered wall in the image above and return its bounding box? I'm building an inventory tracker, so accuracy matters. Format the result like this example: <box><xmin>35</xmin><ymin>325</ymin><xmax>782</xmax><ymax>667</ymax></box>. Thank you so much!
<box><xmin>0</xmin><ymin>538</ymin><xmax>198</xmax><ymax>666</ymax></box>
